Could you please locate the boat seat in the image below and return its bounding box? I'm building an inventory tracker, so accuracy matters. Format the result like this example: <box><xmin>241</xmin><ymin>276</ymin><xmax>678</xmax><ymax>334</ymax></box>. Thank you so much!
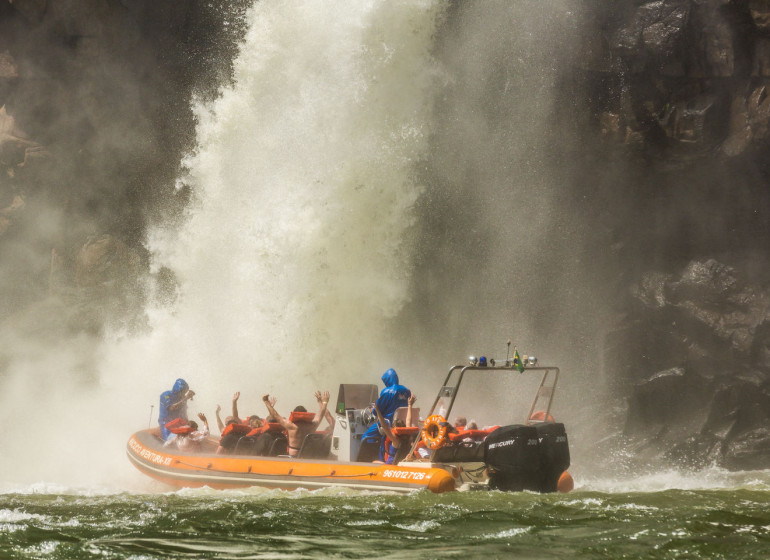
<box><xmin>392</xmin><ymin>433</ymin><xmax>420</xmax><ymax>465</ymax></box>
<box><xmin>234</xmin><ymin>436</ymin><xmax>259</xmax><ymax>455</ymax></box>
<box><xmin>251</xmin><ymin>432</ymin><xmax>287</xmax><ymax>456</ymax></box>
<box><xmin>267</xmin><ymin>433</ymin><xmax>288</xmax><ymax>456</ymax></box>
<box><xmin>355</xmin><ymin>439</ymin><xmax>381</xmax><ymax>462</ymax></box>
<box><xmin>297</xmin><ymin>432</ymin><xmax>332</xmax><ymax>459</ymax></box>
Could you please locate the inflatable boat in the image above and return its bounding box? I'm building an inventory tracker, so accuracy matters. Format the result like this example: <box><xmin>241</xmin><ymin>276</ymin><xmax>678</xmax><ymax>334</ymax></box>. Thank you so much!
<box><xmin>127</xmin><ymin>354</ymin><xmax>572</xmax><ymax>494</ymax></box>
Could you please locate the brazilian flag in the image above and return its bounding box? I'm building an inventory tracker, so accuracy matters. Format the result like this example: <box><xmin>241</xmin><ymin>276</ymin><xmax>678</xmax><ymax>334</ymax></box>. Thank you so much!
<box><xmin>513</xmin><ymin>349</ymin><xmax>525</xmax><ymax>373</ymax></box>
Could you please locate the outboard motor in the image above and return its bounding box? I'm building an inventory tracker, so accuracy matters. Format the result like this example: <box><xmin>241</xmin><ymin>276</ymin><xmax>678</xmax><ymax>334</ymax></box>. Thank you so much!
<box><xmin>533</xmin><ymin>422</ymin><xmax>570</xmax><ymax>493</ymax></box>
<box><xmin>484</xmin><ymin>423</ymin><xmax>570</xmax><ymax>492</ymax></box>
<box><xmin>483</xmin><ymin>425</ymin><xmax>540</xmax><ymax>492</ymax></box>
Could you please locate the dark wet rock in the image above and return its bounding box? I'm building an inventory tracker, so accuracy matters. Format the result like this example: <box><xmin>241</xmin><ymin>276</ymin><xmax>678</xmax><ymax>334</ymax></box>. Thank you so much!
<box><xmin>749</xmin><ymin>0</ymin><xmax>770</xmax><ymax>32</ymax></box>
<box><xmin>609</xmin><ymin>259</ymin><xmax>770</xmax><ymax>469</ymax></box>
<box><xmin>0</xmin><ymin>50</ymin><xmax>18</xmax><ymax>79</ymax></box>
<box><xmin>75</xmin><ymin>234</ymin><xmax>141</xmax><ymax>289</ymax></box>
<box><xmin>574</xmin><ymin>0</ymin><xmax>770</xmax><ymax>156</ymax></box>
<box><xmin>0</xmin><ymin>0</ymin><xmax>252</xmax><ymax>320</ymax></box>
<box><xmin>723</xmin><ymin>426</ymin><xmax>770</xmax><ymax>470</ymax></box>
<box><xmin>9</xmin><ymin>0</ymin><xmax>47</xmax><ymax>24</ymax></box>
<box><xmin>612</xmin><ymin>1</ymin><xmax>689</xmax><ymax>61</ymax></box>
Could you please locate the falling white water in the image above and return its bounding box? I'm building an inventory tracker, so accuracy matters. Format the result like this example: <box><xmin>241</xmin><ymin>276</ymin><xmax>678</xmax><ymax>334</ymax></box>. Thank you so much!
<box><xmin>141</xmin><ymin>0</ymin><xmax>445</xmax><ymax>398</ymax></box>
<box><xmin>0</xmin><ymin>0</ymin><xmax>445</xmax><ymax>488</ymax></box>
<box><xmin>110</xmin><ymin>0</ymin><xmax>446</xmax><ymax>416</ymax></box>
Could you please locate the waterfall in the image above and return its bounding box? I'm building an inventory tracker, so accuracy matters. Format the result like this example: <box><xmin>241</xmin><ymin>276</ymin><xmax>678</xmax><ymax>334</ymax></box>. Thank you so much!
<box><xmin>0</xmin><ymin>0</ymin><xmax>593</xmax><ymax>488</ymax></box>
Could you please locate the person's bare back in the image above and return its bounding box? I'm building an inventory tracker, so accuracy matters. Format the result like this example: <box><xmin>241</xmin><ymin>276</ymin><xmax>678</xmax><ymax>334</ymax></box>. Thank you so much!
<box><xmin>262</xmin><ymin>390</ymin><xmax>330</xmax><ymax>457</ymax></box>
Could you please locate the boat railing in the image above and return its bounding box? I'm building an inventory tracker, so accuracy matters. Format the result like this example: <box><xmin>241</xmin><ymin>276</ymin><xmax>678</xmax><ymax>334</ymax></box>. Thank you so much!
<box><xmin>404</xmin><ymin>363</ymin><xmax>560</xmax><ymax>462</ymax></box>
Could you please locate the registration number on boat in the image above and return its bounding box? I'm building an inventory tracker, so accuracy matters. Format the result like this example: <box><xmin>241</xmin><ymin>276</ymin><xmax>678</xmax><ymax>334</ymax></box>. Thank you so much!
<box><xmin>381</xmin><ymin>470</ymin><xmax>426</xmax><ymax>480</ymax></box>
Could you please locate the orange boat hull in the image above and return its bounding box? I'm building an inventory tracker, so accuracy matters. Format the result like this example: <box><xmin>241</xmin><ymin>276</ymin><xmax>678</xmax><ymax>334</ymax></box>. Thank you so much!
<box><xmin>127</xmin><ymin>430</ymin><xmax>457</xmax><ymax>493</ymax></box>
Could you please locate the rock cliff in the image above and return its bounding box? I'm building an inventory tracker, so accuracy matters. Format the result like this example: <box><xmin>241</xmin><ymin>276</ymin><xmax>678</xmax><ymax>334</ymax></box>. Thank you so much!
<box><xmin>0</xmin><ymin>0</ymin><xmax>250</xmax><ymax>328</ymax></box>
<box><xmin>572</xmin><ymin>0</ymin><xmax>770</xmax><ymax>469</ymax></box>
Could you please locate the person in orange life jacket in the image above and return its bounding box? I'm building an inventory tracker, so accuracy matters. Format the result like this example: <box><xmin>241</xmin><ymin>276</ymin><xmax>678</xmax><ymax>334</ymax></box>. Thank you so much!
<box><xmin>373</xmin><ymin>394</ymin><xmax>416</xmax><ymax>465</ymax></box>
<box><xmin>231</xmin><ymin>391</ymin><xmax>264</xmax><ymax>429</ymax></box>
<box><xmin>262</xmin><ymin>391</ymin><xmax>330</xmax><ymax>457</ymax></box>
<box><xmin>215</xmin><ymin>394</ymin><xmax>273</xmax><ymax>433</ymax></box>
<box><xmin>158</xmin><ymin>378</ymin><xmax>195</xmax><ymax>441</ymax></box>
<box><xmin>362</xmin><ymin>368</ymin><xmax>411</xmax><ymax>461</ymax></box>
<box><xmin>164</xmin><ymin>413</ymin><xmax>210</xmax><ymax>452</ymax></box>
<box><xmin>216</xmin><ymin>416</ymin><xmax>249</xmax><ymax>454</ymax></box>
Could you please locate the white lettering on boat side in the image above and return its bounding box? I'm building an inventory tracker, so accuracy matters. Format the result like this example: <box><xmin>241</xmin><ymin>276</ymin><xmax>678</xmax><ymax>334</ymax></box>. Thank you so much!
<box><xmin>381</xmin><ymin>470</ymin><xmax>426</xmax><ymax>481</ymax></box>
<box><xmin>129</xmin><ymin>437</ymin><xmax>173</xmax><ymax>467</ymax></box>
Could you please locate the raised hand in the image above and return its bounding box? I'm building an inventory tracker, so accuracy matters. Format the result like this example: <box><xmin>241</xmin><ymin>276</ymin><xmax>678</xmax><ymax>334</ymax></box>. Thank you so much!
<box><xmin>233</xmin><ymin>391</ymin><xmax>240</xmax><ymax>402</ymax></box>
<box><xmin>198</xmin><ymin>412</ymin><xmax>207</xmax><ymax>422</ymax></box>
<box><xmin>216</xmin><ymin>404</ymin><xmax>221</xmax><ymax>414</ymax></box>
<box><xmin>269</xmin><ymin>396</ymin><xmax>277</xmax><ymax>407</ymax></box>
<box><xmin>314</xmin><ymin>390</ymin><xmax>323</xmax><ymax>403</ymax></box>
<box><xmin>408</xmin><ymin>394</ymin><xmax>416</xmax><ymax>406</ymax></box>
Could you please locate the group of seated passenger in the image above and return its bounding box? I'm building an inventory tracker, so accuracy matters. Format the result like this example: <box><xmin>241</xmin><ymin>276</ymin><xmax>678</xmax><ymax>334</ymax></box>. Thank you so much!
<box><xmin>162</xmin><ymin>388</ymin><xmax>334</xmax><ymax>458</ymax></box>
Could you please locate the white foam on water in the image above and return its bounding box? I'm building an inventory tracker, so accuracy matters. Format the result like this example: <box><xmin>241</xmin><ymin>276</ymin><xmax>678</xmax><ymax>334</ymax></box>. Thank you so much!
<box><xmin>577</xmin><ymin>466</ymin><xmax>770</xmax><ymax>493</ymax></box>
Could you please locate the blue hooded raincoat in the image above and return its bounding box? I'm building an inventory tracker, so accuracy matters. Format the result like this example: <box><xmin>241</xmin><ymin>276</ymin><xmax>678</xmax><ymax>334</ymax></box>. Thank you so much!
<box><xmin>363</xmin><ymin>369</ymin><xmax>411</xmax><ymax>460</ymax></box>
<box><xmin>158</xmin><ymin>378</ymin><xmax>189</xmax><ymax>440</ymax></box>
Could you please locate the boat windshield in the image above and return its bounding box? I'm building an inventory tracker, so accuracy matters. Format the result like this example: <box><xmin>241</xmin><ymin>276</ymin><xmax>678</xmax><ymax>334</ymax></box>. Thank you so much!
<box><xmin>425</xmin><ymin>365</ymin><xmax>561</xmax><ymax>428</ymax></box>
<box><xmin>335</xmin><ymin>384</ymin><xmax>378</xmax><ymax>414</ymax></box>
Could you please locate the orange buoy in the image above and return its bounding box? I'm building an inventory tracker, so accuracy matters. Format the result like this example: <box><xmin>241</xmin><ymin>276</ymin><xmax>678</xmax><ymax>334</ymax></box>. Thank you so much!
<box><xmin>422</xmin><ymin>415</ymin><xmax>448</xmax><ymax>450</ymax></box>
<box><xmin>529</xmin><ymin>410</ymin><xmax>555</xmax><ymax>422</ymax></box>
<box><xmin>557</xmin><ymin>471</ymin><xmax>574</xmax><ymax>493</ymax></box>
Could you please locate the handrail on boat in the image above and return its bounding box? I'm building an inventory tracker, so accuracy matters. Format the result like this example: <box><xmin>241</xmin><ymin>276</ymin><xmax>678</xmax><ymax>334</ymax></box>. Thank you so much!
<box><xmin>404</xmin><ymin>364</ymin><xmax>560</xmax><ymax>461</ymax></box>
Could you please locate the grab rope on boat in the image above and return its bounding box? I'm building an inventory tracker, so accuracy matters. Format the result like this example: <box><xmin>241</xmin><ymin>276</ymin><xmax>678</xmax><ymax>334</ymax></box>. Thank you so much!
<box><xmin>171</xmin><ymin>459</ymin><xmax>377</xmax><ymax>479</ymax></box>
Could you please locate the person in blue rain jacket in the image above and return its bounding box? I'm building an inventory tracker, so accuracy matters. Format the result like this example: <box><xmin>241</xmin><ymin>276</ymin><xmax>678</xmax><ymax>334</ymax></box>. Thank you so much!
<box><xmin>158</xmin><ymin>378</ymin><xmax>195</xmax><ymax>440</ymax></box>
<box><xmin>362</xmin><ymin>368</ymin><xmax>411</xmax><ymax>460</ymax></box>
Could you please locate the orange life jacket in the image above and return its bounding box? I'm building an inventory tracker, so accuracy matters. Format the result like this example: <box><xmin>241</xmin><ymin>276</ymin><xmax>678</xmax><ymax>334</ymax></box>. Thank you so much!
<box><xmin>165</xmin><ymin>418</ymin><xmax>194</xmax><ymax>435</ymax></box>
<box><xmin>245</xmin><ymin>422</ymin><xmax>284</xmax><ymax>438</ymax></box>
<box><xmin>289</xmin><ymin>411</ymin><xmax>316</xmax><ymax>424</ymax></box>
<box><xmin>391</xmin><ymin>426</ymin><xmax>419</xmax><ymax>437</ymax></box>
<box><xmin>221</xmin><ymin>422</ymin><xmax>251</xmax><ymax>437</ymax></box>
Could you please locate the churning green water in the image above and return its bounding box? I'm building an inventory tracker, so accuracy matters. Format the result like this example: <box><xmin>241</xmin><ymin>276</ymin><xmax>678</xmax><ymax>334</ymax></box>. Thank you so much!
<box><xmin>3</xmin><ymin>473</ymin><xmax>770</xmax><ymax>559</ymax></box>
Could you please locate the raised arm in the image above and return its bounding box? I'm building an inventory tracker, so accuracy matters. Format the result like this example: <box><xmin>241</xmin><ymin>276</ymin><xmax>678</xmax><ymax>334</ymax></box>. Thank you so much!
<box><xmin>215</xmin><ymin>404</ymin><xmax>224</xmax><ymax>433</ymax></box>
<box><xmin>314</xmin><ymin>391</ymin><xmax>334</xmax><ymax>430</ymax></box>
<box><xmin>373</xmin><ymin>403</ymin><xmax>396</xmax><ymax>443</ymax></box>
<box><xmin>312</xmin><ymin>390</ymin><xmax>330</xmax><ymax>428</ymax></box>
<box><xmin>169</xmin><ymin>389</ymin><xmax>195</xmax><ymax>411</ymax></box>
<box><xmin>406</xmin><ymin>394</ymin><xmax>416</xmax><ymax>427</ymax></box>
<box><xmin>231</xmin><ymin>392</ymin><xmax>240</xmax><ymax>421</ymax></box>
<box><xmin>262</xmin><ymin>394</ymin><xmax>292</xmax><ymax>430</ymax></box>
<box><xmin>197</xmin><ymin>412</ymin><xmax>210</xmax><ymax>437</ymax></box>
<box><xmin>324</xmin><ymin>409</ymin><xmax>335</xmax><ymax>431</ymax></box>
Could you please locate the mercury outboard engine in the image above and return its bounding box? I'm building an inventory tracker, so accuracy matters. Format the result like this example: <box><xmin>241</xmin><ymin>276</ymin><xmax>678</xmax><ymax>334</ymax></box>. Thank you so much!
<box><xmin>533</xmin><ymin>422</ymin><xmax>570</xmax><ymax>492</ymax></box>
<box><xmin>484</xmin><ymin>423</ymin><xmax>570</xmax><ymax>492</ymax></box>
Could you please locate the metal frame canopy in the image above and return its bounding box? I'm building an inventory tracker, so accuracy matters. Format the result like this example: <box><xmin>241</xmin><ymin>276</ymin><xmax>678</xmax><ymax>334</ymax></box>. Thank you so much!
<box><xmin>428</xmin><ymin>363</ymin><xmax>560</xmax><ymax>423</ymax></box>
<box><xmin>405</xmin><ymin>362</ymin><xmax>561</xmax><ymax>460</ymax></box>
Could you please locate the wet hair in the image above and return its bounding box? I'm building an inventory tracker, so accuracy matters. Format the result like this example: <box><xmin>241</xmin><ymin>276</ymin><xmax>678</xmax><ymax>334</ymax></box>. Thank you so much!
<box><xmin>454</xmin><ymin>416</ymin><xmax>467</xmax><ymax>427</ymax></box>
<box><xmin>248</xmin><ymin>415</ymin><xmax>261</xmax><ymax>424</ymax></box>
<box><xmin>293</xmin><ymin>405</ymin><xmax>307</xmax><ymax>413</ymax></box>
<box><xmin>188</xmin><ymin>421</ymin><xmax>198</xmax><ymax>430</ymax></box>
<box><xmin>467</xmin><ymin>421</ymin><xmax>478</xmax><ymax>430</ymax></box>
<box><xmin>394</xmin><ymin>419</ymin><xmax>406</xmax><ymax>428</ymax></box>
<box><xmin>225</xmin><ymin>417</ymin><xmax>237</xmax><ymax>426</ymax></box>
